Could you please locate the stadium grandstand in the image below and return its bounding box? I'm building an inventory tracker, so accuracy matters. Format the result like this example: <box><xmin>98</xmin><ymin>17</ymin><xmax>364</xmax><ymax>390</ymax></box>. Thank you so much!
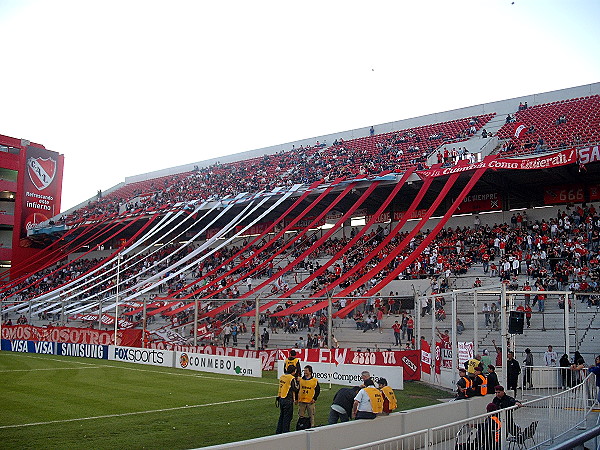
<box><xmin>2</xmin><ymin>83</ymin><xmax>600</xmax><ymax>448</ymax></box>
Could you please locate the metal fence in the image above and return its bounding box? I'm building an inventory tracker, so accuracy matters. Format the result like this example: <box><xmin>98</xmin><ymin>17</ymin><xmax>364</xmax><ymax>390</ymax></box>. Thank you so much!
<box><xmin>342</xmin><ymin>374</ymin><xmax>598</xmax><ymax>450</ymax></box>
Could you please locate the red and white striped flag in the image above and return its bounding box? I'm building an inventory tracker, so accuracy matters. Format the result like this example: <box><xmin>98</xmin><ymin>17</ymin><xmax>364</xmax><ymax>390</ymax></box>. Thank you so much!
<box><xmin>513</xmin><ymin>122</ymin><xmax>527</xmax><ymax>139</ymax></box>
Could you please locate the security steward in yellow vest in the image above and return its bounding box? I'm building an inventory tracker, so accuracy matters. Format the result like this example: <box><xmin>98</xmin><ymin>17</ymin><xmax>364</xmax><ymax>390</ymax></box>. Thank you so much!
<box><xmin>377</xmin><ymin>378</ymin><xmax>397</xmax><ymax>414</ymax></box>
<box><xmin>276</xmin><ymin>365</ymin><xmax>299</xmax><ymax>434</ymax></box>
<box><xmin>456</xmin><ymin>368</ymin><xmax>473</xmax><ymax>399</ymax></box>
<box><xmin>298</xmin><ymin>365</ymin><xmax>320</xmax><ymax>427</ymax></box>
<box><xmin>473</xmin><ymin>365</ymin><xmax>488</xmax><ymax>396</ymax></box>
<box><xmin>352</xmin><ymin>379</ymin><xmax>384</xmax><ymax>419</ymax></box>
<box><xmin>284</xmin><ymin>350</ymin><xmax>302</xmax><ymax>378</ymax></box>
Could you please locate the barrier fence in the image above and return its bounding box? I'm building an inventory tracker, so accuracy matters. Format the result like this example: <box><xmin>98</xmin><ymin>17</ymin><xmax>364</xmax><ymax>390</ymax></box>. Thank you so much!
<box><xmin>342</xmin><ymin>374</ymin><xmax>598</xmax><ymax>450</ymax></box>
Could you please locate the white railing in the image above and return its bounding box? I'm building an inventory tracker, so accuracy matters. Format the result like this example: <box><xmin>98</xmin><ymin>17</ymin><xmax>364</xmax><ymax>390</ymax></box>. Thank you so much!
<box><xmin>342</xmin><ymin>374</ymin><xmax>597</xmax><ymax>450</ymax></box>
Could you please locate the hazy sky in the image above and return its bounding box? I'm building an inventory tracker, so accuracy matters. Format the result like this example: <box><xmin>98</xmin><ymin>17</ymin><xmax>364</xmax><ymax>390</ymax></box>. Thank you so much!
<box><xmin>1</xmin><ymin>0</ymin><xmax>599</xmax><ymax>212</ymax></box>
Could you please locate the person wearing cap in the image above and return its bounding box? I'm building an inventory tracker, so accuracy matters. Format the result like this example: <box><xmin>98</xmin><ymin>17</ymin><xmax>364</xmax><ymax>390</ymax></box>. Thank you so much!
<box><xmin>472</xmin><ymin>366</ymin><xmax>488</xmax><ymax>396</ymax></box>
<box><xmin>456</xmin><ymin>368</ymin><xmax>473</xmax><ymax>399</ymax></box>
<box><xmin>352</xmin><ymin>379</ymin><xmax>384</xmax><ymax>419</ymax></box>
<box><xmin>284</xmin><ymin>349</ymin><xmax>302</xmax><ymax>378</ymax></box>
<box><xmin>477</xmin><ymin>403</ymin><xmax>502</xmax><ymax>449</ymax></box>
<box><xmin>480</xmin><ymin>349</ymin><xmax>492</xmax><ymax>374</ymax></box>
<box><xmin>377</xmin><ymin>378</ymin><xmax>397</xmax><ymax>414</ymax></box>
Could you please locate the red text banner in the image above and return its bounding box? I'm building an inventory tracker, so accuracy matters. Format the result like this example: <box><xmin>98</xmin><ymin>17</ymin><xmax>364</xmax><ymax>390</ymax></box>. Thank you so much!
<box><xmin>418</xmin><ymin>149</ymin><xmax>576</xmax><ymax>179</ymax></box>
<box><xmin>0</xmin><ymin>325</ymin><xmax>141</xmax><ymax>347</ymax></box>
<box><xmin>393</xmin><ymin>209</ymin><xmax>428</xmax><ymax>221</ymax></box>
<box><xmin>544</xmin><ymin>184</ymin><xmax>585</xmax><ymax>205</ymax></box>
<box><xmin>146</xmin><ymin>343</ymin><xmax>278</xmax><ymax>371</ymax></box>
<box><xmin>578</xmin><ymin>145</ymin><xmax>600</xmax><ymax>164</ymax></box>
<box><xmin>455</xmin><ymin>192</ymin><xmax>502</xmax><ymax>213</ymax></box>
<box><xmin>278</xmin><ymin>348</ymin><xmax>420</xmax><ymax>380</ymax></box>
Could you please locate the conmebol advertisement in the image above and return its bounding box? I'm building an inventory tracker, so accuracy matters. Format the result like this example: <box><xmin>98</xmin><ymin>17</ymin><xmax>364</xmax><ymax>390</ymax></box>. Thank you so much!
<box><xmin>174</xmin><ymin>351</ymin><xmax>262</xmax><ymax>378</ymax></box>
<box><xmin>20</xmin><ymin>144</ymin><xmax>63</xmax><ymax>240</ymax></box>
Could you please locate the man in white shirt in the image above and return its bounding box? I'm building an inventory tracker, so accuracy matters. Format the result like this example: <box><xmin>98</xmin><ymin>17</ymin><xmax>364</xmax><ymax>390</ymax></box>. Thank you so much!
<box><xmin>544</xmin><ymin>345</ymin><xmax>557</xmax><ymax>366</ymax></box>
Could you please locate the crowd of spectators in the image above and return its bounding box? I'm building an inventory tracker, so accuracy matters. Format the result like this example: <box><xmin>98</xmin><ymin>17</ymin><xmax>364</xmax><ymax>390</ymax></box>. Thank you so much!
<box><xmin>57</xmin><ymin>115</ymin><xmax>493</xmax><ymax>226</ymax></box>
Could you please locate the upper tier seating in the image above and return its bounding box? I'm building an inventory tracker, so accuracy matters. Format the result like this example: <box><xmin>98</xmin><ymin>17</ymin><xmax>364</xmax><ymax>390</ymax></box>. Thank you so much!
<box><xmin>496</xmin><ymin>95</ymin><xmax>600</xmax><ymax>157</ymax></box>
<box><xmin>61</xmin><ymin>114</ymin><xmax>494</xmax><ymax>224</ymax></box>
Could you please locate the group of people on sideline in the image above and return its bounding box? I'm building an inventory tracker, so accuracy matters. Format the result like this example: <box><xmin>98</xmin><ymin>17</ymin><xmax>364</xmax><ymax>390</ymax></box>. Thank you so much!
<box><xmin>275</xmin><ymin>351</ymin><xmax>398</xmax><ymax>433</ymax></box>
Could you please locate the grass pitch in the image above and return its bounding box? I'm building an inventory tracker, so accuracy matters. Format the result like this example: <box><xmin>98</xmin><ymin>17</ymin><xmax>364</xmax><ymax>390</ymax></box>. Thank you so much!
<box><xmin>0</xmin><ymin>352</ymin><xmax>450</xmax><ymax>449</ymax></box>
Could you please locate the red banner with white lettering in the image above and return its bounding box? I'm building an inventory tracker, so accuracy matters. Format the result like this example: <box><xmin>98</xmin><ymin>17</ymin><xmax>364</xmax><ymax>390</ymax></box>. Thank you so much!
<box><xmin>278</xmin><ymin>348</ymin><xmax>420</xmax><ymax>380</ymax></box>
<box><xmin>418</xmin><ymin>149</ymin><xmax>577</xmax><ymax>179</ymax></box>
<box><xmin>455</xmin><ymin>193</ymin><xmax>502</xmax><ymax>213</ymax></box>
<box><xmin>543</xmin><ymin>184</ymin><xmax>585</xmax><ymax>205</ymax></box>
<box><xmin>421</xmin><ymin>340</ymin><xmax>431</xmax><ymax>375</ymax></box>
<box><xmin>0</xmin><ymin>325</ymin><xmax>141</xmax><ymax>347</ymax></box>
<box><xmin>145</xmin><ymin>342</ymin><xmax>278</xmax><ymax>370</ymax></box>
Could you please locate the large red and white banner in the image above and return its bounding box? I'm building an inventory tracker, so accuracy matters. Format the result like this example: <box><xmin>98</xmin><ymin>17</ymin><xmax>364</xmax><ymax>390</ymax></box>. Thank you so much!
<box><xmin>418</xmin><ymin>149</ymin><xmax>577</xmax><ymax>179</ymax></box>
<box><xmin>578</xmin><ymin>145</ymin><xmax>600</xmax><ymax>164</ymax></box>
<box><xmin>20</xmin><ymin>145</ymin><xmax>64</xmax><ymax>240</ymax></box>
<box><xmin>145</xmin><ymin>342</ymin><xmax>279</xmax><ymax>371</ymax></box>
<box><xmin>0</xmin><ymin>325</ymin><xmax>141</xmax><ymax>347</ymax></box>
<box><xmin>278</xmin><ymin>348</ymin><xmax>420</xmax><ymax>381</ymax></box>
<box><xmin>69</xmin><ymin>313</ymin><xmax>136</xmax><ymax>329</ymax></box>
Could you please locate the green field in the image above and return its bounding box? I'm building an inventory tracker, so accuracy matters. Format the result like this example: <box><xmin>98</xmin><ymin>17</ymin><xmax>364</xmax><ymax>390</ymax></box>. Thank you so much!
<box><xmin>0</xmin><ymin>352</ymin><xmax>450</xmax><ymax>449</ymax></box>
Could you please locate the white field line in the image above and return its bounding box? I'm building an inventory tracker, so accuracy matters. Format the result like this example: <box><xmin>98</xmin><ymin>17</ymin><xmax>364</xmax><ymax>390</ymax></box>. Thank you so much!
<box><xmin>0</xmin><ymin>396</ymin><xmax>273</xmax><ymax>429</ymax></box>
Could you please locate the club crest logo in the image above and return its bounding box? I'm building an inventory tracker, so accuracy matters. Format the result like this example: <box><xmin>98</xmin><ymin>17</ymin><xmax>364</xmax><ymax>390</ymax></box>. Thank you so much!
<box><xmin>179</xmin><ymin>353</ymin><xmax>189</xmax><ymax>368</ymax></box>
<box><xmin>27</xmin><ymin>157</ymin><xmax>57</xmax><ymax>191</ymax></box>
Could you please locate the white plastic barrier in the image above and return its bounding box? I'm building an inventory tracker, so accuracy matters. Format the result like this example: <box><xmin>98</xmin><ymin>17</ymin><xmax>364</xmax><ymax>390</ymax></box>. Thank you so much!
<box><xmin>175</xmin><ymin>351</ymin><xmax>262</xmax><ymax>378</ymax></box>
<box><xmin>109</xmin><ymin>345</ymin><xmax>175</xmax><ymax>367</ymax></box>
<box><xmin>277</xmin><ymin>360</ymin><xmax>404</xmax><ymax>390</ymax></box>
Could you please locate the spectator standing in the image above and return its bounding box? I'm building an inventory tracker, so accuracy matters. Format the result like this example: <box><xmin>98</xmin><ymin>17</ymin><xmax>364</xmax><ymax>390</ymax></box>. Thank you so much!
<box><xmin>487</xmin><ymin>365</ymin><xmax>499</xmax><ymax>391</ymax></box>
<box><xmin>523</xmin><ymin>348</ymin><xmax>534</xmax><ymax>389</ymax></box>
<box><xmin>480</xmin><ymin>349</ymin><xmax>492</xmax><ymax>372</ymax></box>
<box><xmin>406</xmin><ymin>315</ymin><xmax>415</xmax><ymax>344</ymax></box>
<box><xmin>588</xmin><ymin>355</ymin><xmax>600</xmax><ymax>405</ymax></box>
<box><xmin>544</xmin><ymin>345</ymin><xmax>557</xmax><ymax>367</ymax></box>
<box><xmin>392</xmin><ymin>320</ymin><xmax>402</xmax><ymax>346</ymax></box>
<box><xmin>222</xmin><ymin>323</ymin><xmax>232</xmax><ymax>346</ymax></box>
<box><xmin>482</xmin><ymin>303</ymin><xmax>491</xmax><ymax>327</ymax></box>
<box><xmin>560</xmin><ymin>353</ymin><xmax>572</xmax><ymax>388</ymax></box>
<box><xmin>507</xmin><ymin>351</ymin><xmax>521</xmax><ymax>397</ymax></box>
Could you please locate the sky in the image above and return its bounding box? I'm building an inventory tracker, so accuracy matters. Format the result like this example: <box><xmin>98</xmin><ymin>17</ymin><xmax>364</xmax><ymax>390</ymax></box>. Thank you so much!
<box><xmin>0</xmin><ymin>0</ymin><xmax>599</xmax><ymax>212</ymax></box>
